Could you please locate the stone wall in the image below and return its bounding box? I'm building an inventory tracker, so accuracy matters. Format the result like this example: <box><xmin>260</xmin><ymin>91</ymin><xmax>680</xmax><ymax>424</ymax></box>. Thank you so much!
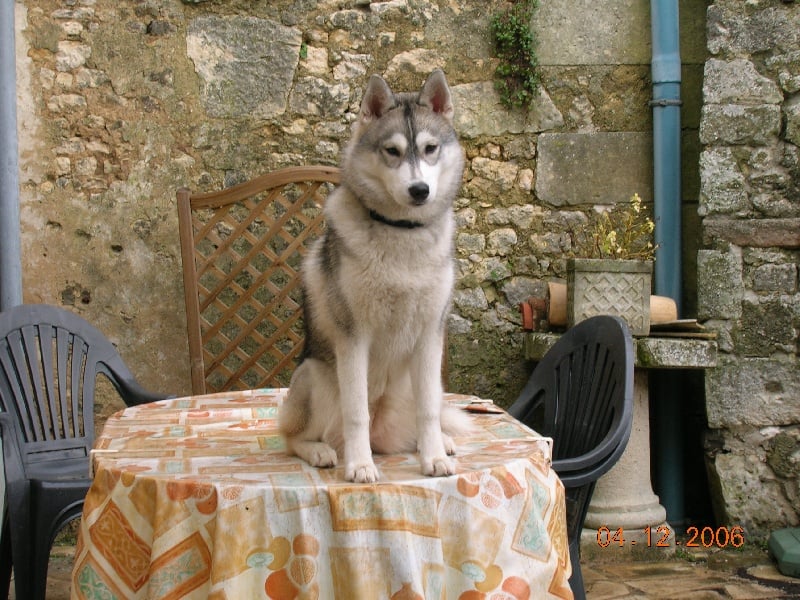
<box><xmin>698</xmin><ymin>0</ymin><xmax>800</xmax><ymax>538</ymax></box>
<box><xmin>14</xmin><ymin>0</ymin><xmax>799</xmax><ymax>538</ymax></box>
<box><xmin>18</xmin><ymin>0</ymin><xmax>710</xmax><ymax>406</ymax></box>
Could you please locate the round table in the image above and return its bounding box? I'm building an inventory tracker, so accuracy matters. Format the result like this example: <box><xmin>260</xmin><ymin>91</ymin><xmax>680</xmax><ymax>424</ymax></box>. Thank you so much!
<box><xmin>71</xmin><ymin>389</ymin><xmax>573</xmax><ymax>599</ymax></box>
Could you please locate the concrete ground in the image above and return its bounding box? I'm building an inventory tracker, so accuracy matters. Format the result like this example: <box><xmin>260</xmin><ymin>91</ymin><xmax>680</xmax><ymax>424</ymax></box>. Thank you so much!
<box><xmin>13</xmin><ymin>541</ymin><xmax>800</xmax><ymax>599</ymax></box>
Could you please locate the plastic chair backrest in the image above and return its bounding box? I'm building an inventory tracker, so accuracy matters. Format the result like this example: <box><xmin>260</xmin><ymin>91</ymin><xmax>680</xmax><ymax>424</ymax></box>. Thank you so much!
<box><xmin>0</xmin><ymin>304</ymin><xmax>163</xmax><ymax>465</ymax></box>
<box><xmin>177</xmin><ymin>166</ymin><xmax>341</xmax><ymax>395</ymax></box>
<box><xmin>509</xmin><ymin>315</ymin><xmax>634</xmax><ymax>480</ymax></box>
<box><xmin>0</xmin><ymin>304</ymin><xmax>167</xmax><ymax>600</ymax></box>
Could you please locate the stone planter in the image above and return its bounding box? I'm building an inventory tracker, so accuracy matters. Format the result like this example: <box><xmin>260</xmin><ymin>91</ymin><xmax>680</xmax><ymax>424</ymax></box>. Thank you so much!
<box><xmin>567</xmin><ymin>258</ymin><xmax>653</xmax><ymax>336</ymax></box>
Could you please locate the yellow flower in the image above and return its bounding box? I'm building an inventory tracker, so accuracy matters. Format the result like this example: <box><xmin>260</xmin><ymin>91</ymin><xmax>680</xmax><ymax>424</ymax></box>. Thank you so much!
<box><xmin>569</xmin><ymin>193</ymin><xmax>658</xmax><ymax>261</ymax></box>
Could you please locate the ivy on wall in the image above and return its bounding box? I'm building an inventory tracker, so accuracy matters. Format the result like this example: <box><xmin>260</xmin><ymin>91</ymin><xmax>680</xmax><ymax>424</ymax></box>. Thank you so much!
<box><xmin>490</xmin><ymin>0</ymin><xmax>540</xmax><ymax>109</ymax></box>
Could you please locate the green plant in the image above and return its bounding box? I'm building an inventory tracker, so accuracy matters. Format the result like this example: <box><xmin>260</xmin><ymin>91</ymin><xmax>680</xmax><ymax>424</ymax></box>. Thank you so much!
<box><xmin>571</xmin><ymin>194</ymin><xmax>658</xmax><ymax>261</ymax></box>
<box><xmin>491</xmin><ymin>0</ymin><xmax>540</xmax><ymax>109</ymax></box>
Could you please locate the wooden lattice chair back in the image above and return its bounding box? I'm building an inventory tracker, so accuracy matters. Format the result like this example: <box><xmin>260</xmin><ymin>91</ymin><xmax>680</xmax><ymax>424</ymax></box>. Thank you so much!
<box><xmin>177</xmin><ymin>166</ymin><xmax>341</xmax><ymax>394</ymax></box>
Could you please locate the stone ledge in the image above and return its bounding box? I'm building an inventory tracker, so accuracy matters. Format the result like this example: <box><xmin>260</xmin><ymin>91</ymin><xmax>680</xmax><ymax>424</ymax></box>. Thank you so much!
<box><xmin>635</xmin><ymin>337</ymin><xmax>718</xmax><ymax>369</ymax></box>
<box><xmin>703</xmin><ymin>218</ymin><xmax>800</xmax><ymax>248</ymax></box>
<box><xmin>524</xmin><ymin>333</ymin><xmax>718</xmax><ymax>369</ymax></box>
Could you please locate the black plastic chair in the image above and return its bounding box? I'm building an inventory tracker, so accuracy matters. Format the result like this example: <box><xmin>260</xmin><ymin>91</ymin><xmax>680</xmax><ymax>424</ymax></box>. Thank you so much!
<box><xmin>0</xmin><ymin>304</ymin><xmax>170</xmax><ymax>600</ymax></box>
<box><xmin>508</xmin><ymin>315</ymin><xmax>634</xmax><ymax>600</ymax></box>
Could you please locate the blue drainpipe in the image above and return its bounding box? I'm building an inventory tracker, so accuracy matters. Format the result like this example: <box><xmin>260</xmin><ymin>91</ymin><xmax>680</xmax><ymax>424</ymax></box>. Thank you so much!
<box><xmin>0</xmin><ymin>0</ymin><xmax>22</xmax><ymax>311</ymax></box>
<box><xmin>651</xmin><ymin>0</ymin><xmax>684</xmax><ymax>524</ymax></box>
<box><xmin>651</xmin><ymin>0</ymin><xmax>682</xmax><ymax>308</ymax></box>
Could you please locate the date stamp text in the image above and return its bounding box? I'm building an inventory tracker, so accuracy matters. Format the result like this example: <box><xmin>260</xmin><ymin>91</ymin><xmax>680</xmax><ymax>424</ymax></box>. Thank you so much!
<box><xmin>596</xmin><ymin>525</ymin><xmax>745</xmax><ymax>548</ymax></box>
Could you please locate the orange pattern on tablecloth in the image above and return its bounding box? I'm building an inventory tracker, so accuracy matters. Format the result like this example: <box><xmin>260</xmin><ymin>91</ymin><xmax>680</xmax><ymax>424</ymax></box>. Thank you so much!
<box><xmin>330</xmin><ymin>546</ymin><xmax>392</xmax><ymax>598</ymax></box>
<box><xmin>441</xmin><ymin>494</ymin><xmax>505</xmax><ymax>570</ymax></box>
<box><xmin>512</xmin><ymin>468</ymin><xmax>553</xmax><ymax>562</ymax></box>
<box><xmin>546</xmin><ymin>481</ymin><xmax>574</xmax><ymax>599</ymax></box>
<box><xmin>72</xmin><ymin>552</ymin><xmax>128</xmax><ymax>600</ymax></box>
<box><xmin>549</xmin><ymin>480</ymin><xmax>570</xmax><ymax>572</ymax></box>
<box><xmin>456</xmin><ymin>465</ymin><xmax>525</xmax><ymax>508</ymax></box>
<box><xmin>149</xmin><ymin>531</ymin><xmax>212</xmax><ymax>598</ymax></box>
<box><xmin>210</xmin><ymin>494</ymin><xmax>272</xmax><ymax>583</ymax></box>
<box><xmin>88</xmin><ymin>500</ymin><xmax>151</xmax><ymax>591</ymax></box>
<box><xmin>392</xmin><ymin>582</ymin><xmax>425</xmax><ymax>599</ymax></box>
<box><xmin>329</xmin><ymin>483</ymin><xmax>442</xmax><ymax>537</ymax></box>
<box><xmin>262</xmin><ymin>533</ymin><xmax>322</xmax><ymax>599</ymax></box>
<box><xmin>152</xmin><ymin>483</ymin><xmax>193</xmax><ymax>539</ymax></box>
<box><xmin>270</xmin><ymin>470</ymin><xmax>322</xmax><ymax>512</ymax></box>
<box><xmin>421</xmin><ymin>561</ymin><xmax>446</xmax><ymax>599</ymax></box>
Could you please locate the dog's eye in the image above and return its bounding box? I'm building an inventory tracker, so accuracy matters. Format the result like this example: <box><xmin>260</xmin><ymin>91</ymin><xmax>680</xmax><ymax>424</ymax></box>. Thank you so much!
<box><xmin>384</xmin><ymin>147</ymin><xmax>401</xmax><ymax>157</ymax></box>
<box><xmin>424</xmin><ymin>144</ymin><xmax>438</xmax><ymax>155</ymax></box>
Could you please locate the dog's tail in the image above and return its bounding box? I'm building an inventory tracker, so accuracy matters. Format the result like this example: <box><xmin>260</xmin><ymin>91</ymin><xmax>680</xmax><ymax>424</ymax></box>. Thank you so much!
<box><xmin>441</xmin><ymin>401</ymin><xmax>476</xmax><ymax>436</ymax></box>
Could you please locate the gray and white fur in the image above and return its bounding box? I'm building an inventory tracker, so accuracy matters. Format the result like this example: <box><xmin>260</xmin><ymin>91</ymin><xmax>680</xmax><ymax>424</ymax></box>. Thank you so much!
<box><xmin>278</xmin><ymin>70</ymin><xmax>470</xmax><ymax>483</ymax></box>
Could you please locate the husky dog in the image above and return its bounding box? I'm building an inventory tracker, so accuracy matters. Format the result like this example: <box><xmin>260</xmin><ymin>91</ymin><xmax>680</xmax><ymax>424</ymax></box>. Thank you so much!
<box><xmin>278</xmin><ymin>70</ymin><xmax>469</xmax><ymax>483</ymax></box>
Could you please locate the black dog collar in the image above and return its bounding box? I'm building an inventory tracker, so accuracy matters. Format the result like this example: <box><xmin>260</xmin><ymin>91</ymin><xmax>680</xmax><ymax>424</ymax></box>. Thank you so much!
<box><xmin>368</xmin><ymin>209</ymin><xmax>424</xmax><ymax>229</ymax></box>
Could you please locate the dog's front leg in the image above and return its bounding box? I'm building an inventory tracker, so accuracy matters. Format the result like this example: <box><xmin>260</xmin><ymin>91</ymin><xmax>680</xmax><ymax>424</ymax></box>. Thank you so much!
<box><xmin>336</xmin><ymin>338</ymin><xmax>379</xmax><ymax>482</ymax></box>
<box><xmin>413</xmin><ymin>332</ymin><xmax>455</xmax><ymax>477</ymax></box>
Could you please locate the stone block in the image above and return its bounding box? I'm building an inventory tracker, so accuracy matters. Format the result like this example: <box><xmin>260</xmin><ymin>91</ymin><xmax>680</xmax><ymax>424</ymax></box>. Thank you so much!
<box><xmin>533</xmin><ymin>0</ymin><xmax>650</xmax><ymax>66</ymax></box>
<box><xmin>524</xmin><ymin>333</ymin><xmax>717</xmax><ymax>368</ymax></box>
<box><xmin>787</xmin><ymin>97</ymin><xmax>800</xmax><ymax>147</ymax></box>
<box><xmin>456</xmin><ymin>233</ymin><xmax>485</xmax><ymax>255</ymax></box>
<box><xmin>452</xmin><ymin>287</ymin><xmax>489</xmax><ymax>319</ymax></box>
<box><xmin>766</xmin><ymin>51</ymin><xmax>800</xmax><ymax>95</ymax></box>
<box><xmin>535</xmin><ymin>132</ymin><xmax>652</xmax><ymax>207</ymax></box>
<box><xmin>486</xmin><ymin>229</ymin><xmax>518</xmax><ymax>257</ymax></box>
<box><xmin>752</xmin><ymin>263</ymin><xmax>798</xmax><ymax>294</ymax></box>
<box><xmin>703</xmin><ymin>59</ymin><xmax>783</xmax><ymax>105</ymax></box>
<box><xmin>634</xmin><ymin>337</ymin><xmax>717</xmax><ymax>369</ymax></box>
<box><xmin>501</xmin><ymin>277</ymin><xmax>547</xmax><ymax>307</ymax></box>
<box><xmin>707</xmin><ymin>3</ymin><xmax>800</xmax><ymax>56</ymax></box>
<box><xmin>699</xmin><ymin>147</ymin><xmax>748</xmax><ymax>216</ymax></box>
<box><xmin>289</xmin><ymin>77</ymin><xmax>351</xmax><ymax>118</ymax></box>
<box><xmin>697</xmin><ymin>249</ymin><xmax>743</xmax><ymax>321</ymax></box>
<box><xmin>186</xmin><ymin>16</ymin><xmax>301</xmax><ymax>119</ymax></box>
<box><xmin>733</xmin><ymin>298</ymin><xmax>796</xmax><ymax>356</ymax></box>
<box><xmin>451</xmin><ymin>82</ymin><xmax>563</xmax><ymax>139</ymax></box>
<box><xmin>533</xmin><ymin>0</ymin><xmax>706</xmax><ymax>66</ymax></box>
<box><xmin>711</xmin><ymin>449</ymin><xmax>798</xmax><ymax>538</ymax></box>
<box><xmin>766</xmin><ymin>432</ymin><xmax>800</xmax><ymax>480</ymax></box>
<box><xmin>699</xmin><ymin>104</ymin><xmax>782</xmax><ymax>146</ymax></box>
<box><xmin>702</xmin><ymin>218</ymin><xmax>800</xmax><ymax>248</ymax></box>
<box><xmin>705</xmin><ymin>355</ymin><xmax>800</xmax><ymax>428</ymax></box>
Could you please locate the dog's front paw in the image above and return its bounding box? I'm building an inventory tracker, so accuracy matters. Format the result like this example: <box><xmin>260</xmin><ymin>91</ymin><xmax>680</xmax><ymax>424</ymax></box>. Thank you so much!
<box><xmin>291</xmin><ymin>441</ymin><xmax>338</xmax><ymax>468</ymax></box>
<box><xmin>346</xmin><ymin>461</ymin><xmax>380</xmax><ymax>483</ymax></box>
<box><xmin>309</xmin><ymin>445</ymin><xmax>339</xmax><ymax>468</ymax></box>
<box><xmin>421</xmin><ymin>455</ymin><xmax>456</xmax><ymax>477</ymax></box>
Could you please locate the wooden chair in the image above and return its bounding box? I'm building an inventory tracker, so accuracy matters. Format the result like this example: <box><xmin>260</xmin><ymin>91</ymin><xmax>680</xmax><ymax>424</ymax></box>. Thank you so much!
<box><xmin>177</xmin><ymin>166</ymin><xmax>340</xmax><ymax>395</ymax></box>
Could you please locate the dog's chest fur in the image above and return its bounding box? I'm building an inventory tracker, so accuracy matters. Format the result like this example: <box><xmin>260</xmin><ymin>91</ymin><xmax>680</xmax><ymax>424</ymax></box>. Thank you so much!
<box><xmin>342</xmin><ymin>235</ymin><xmax>450</xmax><ymax>328</ymax></box>
<box><xmin>307</xmin><ymin>188</ymin><xmax>453</xmax><ymax>342</ymax></box>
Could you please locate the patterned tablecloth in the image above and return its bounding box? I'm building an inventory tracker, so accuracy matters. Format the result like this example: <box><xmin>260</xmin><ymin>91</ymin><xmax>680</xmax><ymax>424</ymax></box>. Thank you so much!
<box><xmin>70</xmin><ymin>389</ymin><xmax>572</xmax><ymax>600</ymax></box>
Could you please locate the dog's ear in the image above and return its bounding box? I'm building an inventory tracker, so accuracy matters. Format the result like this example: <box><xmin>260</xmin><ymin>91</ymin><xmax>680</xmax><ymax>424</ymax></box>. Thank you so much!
<box><xmin>419</xmin><ymin>69</ymin><xmax>454</xmax><ymax>122</ymax></box>
<box><xmin>359</xmin><ymin>75</ymin><xmax>395</xmax><ymax>124</ymax></box>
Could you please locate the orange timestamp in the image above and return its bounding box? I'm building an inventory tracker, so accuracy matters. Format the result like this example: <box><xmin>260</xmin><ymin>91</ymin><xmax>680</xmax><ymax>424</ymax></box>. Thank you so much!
<box><xmin>596</xmin><ymin>525</ymin><xmax>746</xmax><ymax>549</ymax></box>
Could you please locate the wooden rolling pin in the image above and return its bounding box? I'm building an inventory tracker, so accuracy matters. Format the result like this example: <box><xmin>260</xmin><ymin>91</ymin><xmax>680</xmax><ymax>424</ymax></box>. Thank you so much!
<box><xmin>520</xmin><ymin>282</ymin><xmax>678</xmax><ymax>331</ymax></box>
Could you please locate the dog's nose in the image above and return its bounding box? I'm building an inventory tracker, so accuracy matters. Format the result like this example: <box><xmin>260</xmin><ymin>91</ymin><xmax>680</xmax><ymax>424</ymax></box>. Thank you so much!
<box><xmin>408</xmin><ymin>183</ymin><xmax>429</xmax><ymax>205</ymax></box>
